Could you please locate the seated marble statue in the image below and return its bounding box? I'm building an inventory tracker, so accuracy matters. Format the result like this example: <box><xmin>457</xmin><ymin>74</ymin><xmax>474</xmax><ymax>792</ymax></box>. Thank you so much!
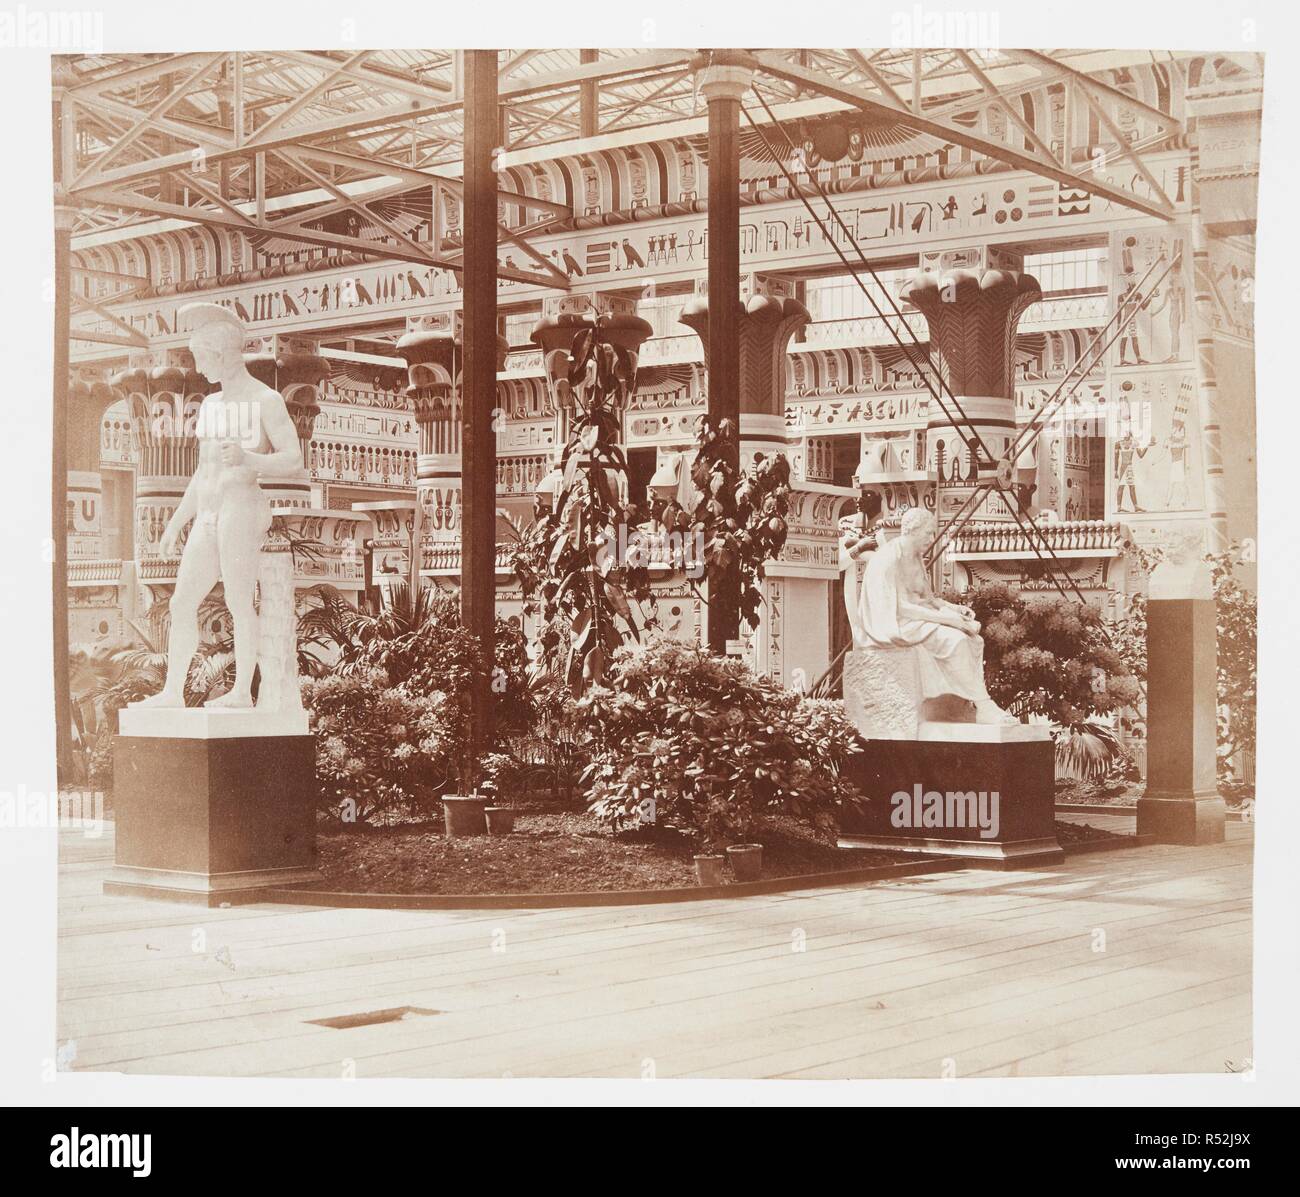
<box><xmin>837</xmin><ymin>489</ymin><xmax>882</xmax><ymax>648</ymax></box>
<box><xmin>845</xmin><ymin>506</ymin><xmax>1016</xmax><ymax>734</ymax></box>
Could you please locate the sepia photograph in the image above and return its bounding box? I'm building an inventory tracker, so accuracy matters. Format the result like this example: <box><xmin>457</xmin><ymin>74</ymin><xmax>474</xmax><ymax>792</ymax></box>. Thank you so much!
<box><xmin>0</xmin><ymin>0</ymin><xmax>1295</xmax><ymax>1159</ymax></box>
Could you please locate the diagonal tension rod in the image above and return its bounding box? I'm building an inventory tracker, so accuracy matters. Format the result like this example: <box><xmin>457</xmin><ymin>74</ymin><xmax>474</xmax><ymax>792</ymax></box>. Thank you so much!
<box><xmin>1006</xmin><ymin>251</ymin><xmax>1180</xmax><ymax>466</ymax></box>
<box><xmin>742</xmin><ymin>86</ymin><xmax>1086</xmax><ymax>611</ymax></box>
<box><xmin>925</xmin><ymin>248</ymin><xmax>1180</xmax><ymax>565</ymax></box>
<box><xmin>741</xmin><ymin>87</ymin><xmax>997</xmax><ymax>469</ymax></box>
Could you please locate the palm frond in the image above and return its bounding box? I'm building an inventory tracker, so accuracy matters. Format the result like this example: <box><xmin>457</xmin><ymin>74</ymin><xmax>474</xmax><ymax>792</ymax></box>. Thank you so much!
<box><xmin>1054</xmin><ymin>721</ymin><xmax>1125</xmax><ymax>781</ymax></box>
<box><xmin>188</xmin><ymin>650</ymin><xmax>235</xmax><ymax>703</ymax></box>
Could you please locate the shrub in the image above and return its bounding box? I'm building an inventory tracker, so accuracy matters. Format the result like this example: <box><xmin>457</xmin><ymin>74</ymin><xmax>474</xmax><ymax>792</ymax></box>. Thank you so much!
<box><xmin>478</xmin><ymin>751</ymin><xmax>523</xmax><ymax>801</ymax></box>
<box><xmin>302</xmin><ymin>668</ymin><xmax>452</xmax><ymax>825</ymax></box>
<box><xmin>958</xmin><ymin>584</ymin><xmax>1140</xmax><ymax>777</ymax></box>
<box><xmin>579</xmin><ymin>637</ymin><xmax>861</xmax><ymax>849</ymax></box>
<box><xmin>963</xmin><ymin>584</ymin><xmax>1140</xmax><ymax>725</ymax></box>
<box><xmin>299</xmin><ymin>586</ymin><xmax>535</xmax><ymax>794</ymax></box>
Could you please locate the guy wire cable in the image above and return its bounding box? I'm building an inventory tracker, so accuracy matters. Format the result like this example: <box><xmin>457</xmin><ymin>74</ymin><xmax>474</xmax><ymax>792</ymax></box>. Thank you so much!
<box><xmin>739</xmin><ymin>91</ymin><xmax>996</xmax><ymax>468</ymax></box>
<box><xmin>747</xmin><ymin>83</ymin><xmax>1003</xmax><ymax>469</ymax></box>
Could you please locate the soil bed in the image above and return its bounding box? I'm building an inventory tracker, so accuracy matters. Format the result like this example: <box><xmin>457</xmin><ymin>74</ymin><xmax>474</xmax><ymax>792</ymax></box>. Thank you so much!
<box><xmin>1055</xmin><ymin>779</ymin><xmax>1144</xmax><ymax>807</ymax></box>
<box><xmin>310</xmin><ymin>809</ymin><xmax>909</xmax><ymax>895</ymax></box>
<box><xmin>1055</xmin><ymin>819</ymin><xmax>1127</xmax><ymax>846</ymax></box>
<box><xmin>309</xmin><ymin>806</ymin><xmax>1129</xmax><ymax>894</ymax></box>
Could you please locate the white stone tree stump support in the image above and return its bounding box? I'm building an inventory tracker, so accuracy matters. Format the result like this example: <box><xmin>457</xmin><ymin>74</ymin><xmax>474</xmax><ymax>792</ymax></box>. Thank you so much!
<box><xmin>843</xmin><ymin>646</ymin><xmax>923</xmax><ymax>740</ymax></box>
<box><xmin>255</xmin><ymin>530</ymin><xmax>304</xmax><ymax>716</ymax></box>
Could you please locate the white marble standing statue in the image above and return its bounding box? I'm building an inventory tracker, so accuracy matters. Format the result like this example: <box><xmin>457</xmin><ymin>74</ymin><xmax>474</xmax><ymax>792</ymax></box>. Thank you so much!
<box><xmin>842</xmin><ymin>507</ymin><xmax>1017</xmax><ymax>739</ymax></box>
<box><xmin>136</xmin><ymin>303</ymin><xmax>304</xmax><ymax>711</ymax></box>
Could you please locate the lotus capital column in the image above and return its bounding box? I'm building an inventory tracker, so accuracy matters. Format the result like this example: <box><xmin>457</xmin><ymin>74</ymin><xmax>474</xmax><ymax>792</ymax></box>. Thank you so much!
<box><xmin>111</xmin><ymin>350</ymin><xmax>213</xmax><ymax>602</ymax></box>
<box><xmin>899</xmin><ymin>264</ymin><xmax>1041</xmax><ymax>525</ymax></box>
<box><xmin>243</xmin><ymin>333</ymin><xmax>330</xmax><ymax>513</ymax></box>
<box><xmin>679</xmin><ymin>275</ymin><xmax>810</xmax><ymax>465</ymax></box>
<box><xmin>397</xmin><ymin>312</ymin><xmax>507</xmax><ymax>574</ymax></box>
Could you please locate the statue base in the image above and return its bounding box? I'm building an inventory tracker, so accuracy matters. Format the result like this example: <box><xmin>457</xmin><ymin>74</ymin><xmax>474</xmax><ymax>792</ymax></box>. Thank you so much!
<box><xmin>119</xmin><ymin>705</ymin><xmax>308</xmax><ymax>738</ymax></box>
<box><xmin>838</xmin><ymin>722</ymin><xmax>1062</xmax><ymax>867</ymax></box>
<box><xmin>106</xmin><ymin>709</ymin><xmax>320</xmax><ymax>905</ymax></box>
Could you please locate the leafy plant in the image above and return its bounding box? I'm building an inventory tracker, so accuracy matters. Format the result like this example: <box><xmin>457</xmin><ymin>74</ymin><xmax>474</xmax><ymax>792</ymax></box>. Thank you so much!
<box><xmin>298</xmin><ymin>581</ymin><xmax>442</xmax><ymax>686</ymax></box>
<box><xmin>295</xmin><ymin>583</ymin><xmax>361</xmax><ymax>678</ymax></box>
<box><xmin>501</xmin><ymin>623</ymin><xmax>587</xmax><ymax>803</ymax></box>
<box><xmin>478</xmin><ymin>751</ymin><xmax>522</xmax><ymax>801</ymax></box>
<box><xmin>513</xmin><ymin>318</ymin><xmax>655</xmax><ymax>689</ymax></box>
<box><xmin>83</xmin><ymin>595</ymin><xmax>238</xmax><ymax>716</ymax></box>
<box><xmin>579</xmin><ymin>637</ymin><xmax>862</xmax><ymax>850</ymax></box>
<box><xmin>67</xmin><ymin>642</ymin><xmax>126</xmax><ymax>790</ymax></box>
<box><xmin>680</xmin><ymin>417</ymin><xmax>792</xmax><ymax>633</ymax></box>
<box><xmin>1055</xmin><ymin>720</ymin><xmax>1129</xmax><ymax>781</ymax></box>
<box><xmin>297</xmin><ymin>583</ymin><xmax>534</xmax><ymax>794</ymax></box>
<box><xmin>957</xmin><ymin>584</ymin><xmax>1140</xmax><ymax>777</ymax></box>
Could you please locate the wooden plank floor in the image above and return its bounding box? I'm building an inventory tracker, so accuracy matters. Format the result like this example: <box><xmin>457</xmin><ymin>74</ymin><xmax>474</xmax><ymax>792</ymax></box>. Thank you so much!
<box><xmin>56</xmin><ymin>822</ymin><xmax>1253</xmax><ymax>1080</ymax></box>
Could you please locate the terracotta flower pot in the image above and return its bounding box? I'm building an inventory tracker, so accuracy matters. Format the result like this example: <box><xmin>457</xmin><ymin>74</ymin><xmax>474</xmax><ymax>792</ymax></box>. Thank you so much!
<box><xmin>442</xmin><ymin>795</ymin><xmax>488</xmax><ymax>837</ymax></box>
<box><xmin>485</xmin><ymin>807</ymin><xmax>517</xmax><ymax>836</ymax></box>
<box><xmin>694</xmin><ymin>854</ymin><xmax>726</xmax><ymax>887</ymax></box>
<box><xmin>726</xmin><ymin>843</ymin><xmax>763</xmax><ymax>882</ymax></box>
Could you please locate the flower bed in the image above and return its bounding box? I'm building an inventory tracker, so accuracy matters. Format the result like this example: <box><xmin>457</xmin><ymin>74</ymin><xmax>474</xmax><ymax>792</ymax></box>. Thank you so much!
<box><xmin>307</xmin><ymin>809</ymin><xmax>908</xmax><ymax>895</ymax></box>
<box><xmin>303</xmin><ymin>807</ymin><xmax>1137</xmax><ymax>896</ymax></box>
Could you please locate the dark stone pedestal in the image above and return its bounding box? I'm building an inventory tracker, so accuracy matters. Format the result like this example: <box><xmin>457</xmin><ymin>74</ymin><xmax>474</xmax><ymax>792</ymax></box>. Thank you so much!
<box><xmin>1135</xmin><ymin>593</ymin><xmax>1226</xmax><ymax>845</ymax></box>
<box><xmin>107</xmin><ymin>733</ymin><xmax>320</xmax><ymax>905</ymax></box>
<box><xmin>1135</xmin><ymin>795</ymin><xmax>1226</xmax><ymax>845</ymax></box>
<box><xmin>838</xmin><ymin>725</ymin><xmax>1062</xmax><ymax>867</ymax></box>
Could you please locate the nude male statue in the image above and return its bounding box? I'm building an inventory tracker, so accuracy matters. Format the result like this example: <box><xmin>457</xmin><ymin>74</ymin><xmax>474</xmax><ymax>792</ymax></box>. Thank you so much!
<box><xmin>857</xmin><ymin>506</ymin><xmax>1016</xmax><ymax>725</ymax></box>
<box><xmin>136</xmin><ymin>303</ymin><xmax>303</xmax><ymax>709</ymax></box>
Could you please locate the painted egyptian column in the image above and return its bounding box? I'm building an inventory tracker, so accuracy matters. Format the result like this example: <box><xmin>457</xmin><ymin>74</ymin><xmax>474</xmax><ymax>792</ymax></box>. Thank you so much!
<box><xmin>113</xmin><ymin>351</ymin><xmax>212</xmax><ymax>608</ymax></box>
<box><xmin>66</xmin><ymin>372</ymin><xmax>127</xmax><ymax>640</ymax></box>
<box><xmin>243</xmin><ymin>333</ymin><xmax>329</xmax><ymax>513</ymax></box>
<box><xmin>1183</xmin><ymin>67</ymin><xmax>1262</xmax><ymax>554</ymax></box>
<box><xmin>397</xmin><ymin>312</ymin><xmax>512</xmax><ymax>578</ymax></box>
<box><xmin>681</xmin><ymin>274</ymin><xmax>851</xmax><ymax>684</ymax></box>
<box><xmin>66</xmin><ymin>372</ymin><xmax>120</xmax><ymax>564</ymax></box>
<box><xmin>398</xmin><ymin>312</ymin><xmax>464</xmax><ymax>576</ymax></box>
<box><xmin>242</xmin><ymin>333</ymin><xmax>330</xmax><ymax>715</ymax></box>
<box><xmin>531</xmin><ymin>293</ymin><xmax>649</xmax><ymax>510</ymax></box>
<box><xmin>899</xmin><ymin>259</ymin><xmax>1042</xmax><ymax>532</ymax></box>
<box><xmin>66</xmin><ymin>469</ymin><xmax>101</xmax><ymax>559</ymax></box>
<box><xmin>679</xmin><ymin>272</ymin><xmax>810</xmax><ymax>467</ymax></box>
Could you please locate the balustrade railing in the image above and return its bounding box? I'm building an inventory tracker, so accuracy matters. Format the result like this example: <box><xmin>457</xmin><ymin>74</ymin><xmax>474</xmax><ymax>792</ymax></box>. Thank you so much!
<box><xmin>948</xmin><ymin>519</ymin><xmax>1123</xmax><ymax>556</ymax></box>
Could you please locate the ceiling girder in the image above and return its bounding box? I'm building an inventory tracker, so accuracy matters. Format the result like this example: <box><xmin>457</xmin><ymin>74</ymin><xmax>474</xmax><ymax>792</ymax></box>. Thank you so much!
<box><xmin>70</xmin><ymin>183</ymin><xmax>563</xmax><ymax>288</ymax></box>
<box><xmin>749</xmin><ymin>51</ymin><xmax>1177</xmax><ymax>221</ymax></box>
<box><xmin>59</xmin><ymin>47</ymin><xmax>1199</xmax><ymax>262</ymax></box>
